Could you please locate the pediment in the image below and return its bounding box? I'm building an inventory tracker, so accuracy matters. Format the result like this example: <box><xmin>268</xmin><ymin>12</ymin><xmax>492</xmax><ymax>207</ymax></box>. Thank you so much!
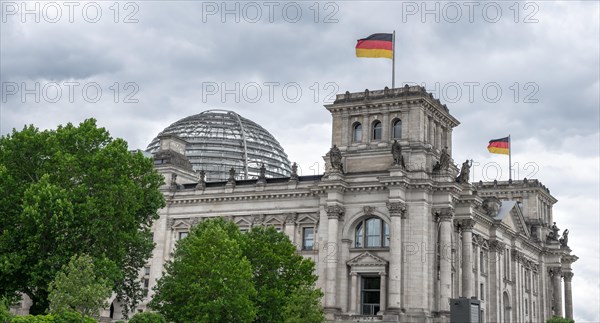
<box><xmin>347</xmin><ymin>252</ymin><xmax>388</xmax><ymax>267</ymax></box>
<box><xmin>297</xmin><ymin>214</ymin><xmax>318</xmax><ymax>224</ymax></box>
<box><xmin>494</xmin><ymin>201</ymin><xmax>529</xmax><ymax>237</ymax></box>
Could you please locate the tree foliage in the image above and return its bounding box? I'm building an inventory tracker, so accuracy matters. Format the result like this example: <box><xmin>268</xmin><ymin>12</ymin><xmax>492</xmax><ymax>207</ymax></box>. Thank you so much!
<box><xmin>281</xmin><ymin>285</ymin><xmax>324</xmax><ymax>323</ymax></box>
<box><xmin>149</xmin><ymin>218</ymin><xmax>257</xmax><ymax>322</ymax></box>
<box><xmin>240</xmin><ymin>226</ymin><xmax>320</xmax><ymax>323</ymax></box>
<box><xmin>128</xmin><ymin>311</ymin><xmax>167</xmax><ymax>323</ymax></box>
<box><xmin>0</xmin><ymin>119</ymin><xmax>165</xmax><ymax>315</ymax></box>
<box><xmin>48</xmin><ymin>254</ymin><xmax>112</xmax><ymax>321</ymax></box>
<box><xmin>150</xmin><ymin>219</ymin><xmax>324</xmax><ymax>323</ymax></box>
<box><xmin>547</xmin><ymin>316</ymin><xmax>575</xmax><ymax>323</ymax></box>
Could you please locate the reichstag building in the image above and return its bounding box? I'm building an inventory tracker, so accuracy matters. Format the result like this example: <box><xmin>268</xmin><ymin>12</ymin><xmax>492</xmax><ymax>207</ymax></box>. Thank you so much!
<box><xmin>114</xmin><ymin>86</ymin><xmax>577</xmax><ymax>322</ymax></box>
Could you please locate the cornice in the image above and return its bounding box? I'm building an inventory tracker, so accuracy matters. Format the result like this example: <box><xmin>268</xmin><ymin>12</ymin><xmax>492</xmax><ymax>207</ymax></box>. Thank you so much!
<box><xmin>168</xmin><ymin>191</ymin><xmax>317</xmax><ymax>205</ymax></box>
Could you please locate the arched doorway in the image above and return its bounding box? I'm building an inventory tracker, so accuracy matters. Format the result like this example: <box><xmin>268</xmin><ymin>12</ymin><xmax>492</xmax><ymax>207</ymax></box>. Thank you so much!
<box><xmin>503</xmin><ymin>291</ymin><xmax>511</xmax><ymax>323</ymax></box>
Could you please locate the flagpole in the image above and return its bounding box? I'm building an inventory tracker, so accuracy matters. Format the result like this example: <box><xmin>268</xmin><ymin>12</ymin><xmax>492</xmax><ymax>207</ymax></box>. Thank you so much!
<box><xmin>508</xmin><ymin>134</ymin><xmax>512</xmax><ymax>181</ymax></box>
<box><xmin>392</xmin><ymin>30</ymin><xmax>395</xmax><ymax>89</ymax></box>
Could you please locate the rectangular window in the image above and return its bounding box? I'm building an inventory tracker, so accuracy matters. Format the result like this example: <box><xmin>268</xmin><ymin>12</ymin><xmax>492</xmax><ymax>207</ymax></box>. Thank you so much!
<box><xmin>144</xmin><ymin>267</ymin><xmax>150</xmax><ymax>276</ymax></box>
<box><xmin>302</xmin><ymin>227</ymin><xmax>314</xmax><ymax>250</ymax></box>
<box><xmin>480</xmin><ymin>283</ymin><xmax>484</xmax><ymax>300</ymax></box>
<box><xmin>361</xmin><ymin>276</ymin><xmax>381</xmax><ymax>315</ymax></box>
<box><xmin>143</xmin><ymin>278</ymin><xmax>149</xmax><ymax>297</ymax></box>
<box><xmin>178</xmin><ymin>231</ymin><xmax>188</xmax><ymax>240</ymax></box>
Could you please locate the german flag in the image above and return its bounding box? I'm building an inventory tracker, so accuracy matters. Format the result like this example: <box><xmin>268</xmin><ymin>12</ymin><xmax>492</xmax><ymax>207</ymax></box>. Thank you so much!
<box><xmin>356</xmin><ymin>33</ymin><xmax>393</xmax><ymax>59</ymax></box>
<box><xmin>487</xmin><ymin>137</ymin><xmax>510</xmax><ymax>155</ymax></box>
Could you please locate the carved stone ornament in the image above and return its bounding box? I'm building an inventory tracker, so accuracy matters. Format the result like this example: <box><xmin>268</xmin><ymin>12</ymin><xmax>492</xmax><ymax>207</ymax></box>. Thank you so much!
<box><xmin>548</xmin><ymin>266</ymin><xmax>562</xmax><ymax>277</ymax></box>
<box><xmin>363</xmin><ymin>206</ymin><xmax>376</xmax><ymax>216</ymax></box>
<box><xmin>326</xmin><ymin>205</ymin><xmax>345</xmax><ymax>219</ymax></box>
<box><xmin>458</xmin><ymin>218</ymin><xmax>476</xmax><ymax>231</ymax></box>
<box><xmin>257</xmin><ymin>164</ymin><xmax>267</xmax><ymax>184</ymax></box>
<box><xmin>329</xmin><ymin>145</ymin><xmax>344</xmax><ymax>173</ymax></box>
<box><xmin>284</xmin><ymin>212</ymin><xmax>298</xmax><ymax>224</ymax></box>
<box><xmin>166</xmin><ymin>218</ymin><xmax>175</xmax><ymax>228</ymax></box>
<box><xmin>227</xmin><ymin>167</ymin><xmax>236</xmax><ymax>185</ymax></box>
<box><xmin>482</xmin><ymin>197</ymin><xmax>502</xmax><ymax>217</ymax></box>
<box><xmin>387</xmin><ymin>202</ymin><xmax>407</xmax><ymax>218</ymax></box>
<box><xmin>434</xmin><ymin>207</ymin><xmax>454</xmax><ymax>221</ymax></box>
<box><xmin>289</xmin><ymin>162</ymin><xmax>299</xmax><ymax>181</ymax></box>
<box><xmin>562</xmin><ymin>272</ymin><xmax>574</xmax><ymax>282</ymax></box>
<box><xmin>196</xmin><ymin>170</ymin><xmax>206</xmax><ymax>189</ymax></box>
<box><xmin>488</xmin><ymin>240</ymin><xmax>506</xmax><ymax>253</ymax></box>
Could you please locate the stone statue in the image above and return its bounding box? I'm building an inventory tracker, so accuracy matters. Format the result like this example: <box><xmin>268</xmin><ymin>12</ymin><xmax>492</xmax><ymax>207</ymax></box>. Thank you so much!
<box><xmin>456</xmin><ymin>159</ymin><xmax>472</xmax><ymax>184</ymax></box>
<box><xmin>290</xmin><ymin>162</ymin><xmax>299</xmax><ymax>181</ymax></box>
<box><xmin>547</xmin><ymin>222</ymin><xmax>560</xmax><ymax>242</ymax></box>
<box><xmin>432</xmin><ymin>161</ymin><xmax>441</xmax><ymax>173</ymax></box>
<box><xmin>170</xmin><ymin>173</ymin><xmax>178</xmax><ymax>188</ymax></box>
<box><xmin>329</xmin><ymin>145</ymin><xmax>343</xmax><ymax>172</ymax></box>
<box><xmin>559</xmin><ymin>229</ymin><xmax>569</xmax><ymax>247</ymax></box>
<box><xmin>257</xmin><ymin>164</ymin><xmax>266</xmax><ymax>183</ymax></box>
<box><xmin>228</xmin><ymin>167</ymin><xmax>236</xmax><ymax>184</ymax></box>
<box><xmin>439</xmin><ymin>146</ymin><xmax>450</xmax><ymax>170</ymax></box>
<box><xmin>391</xmin><ymin>140</ymin><xmax>405</xmax><ymax>169</ymax></box>
<box><xmin>196</xmin><ymin>170</ymin><xmax>206</xmax><ymax>189</ymax></box>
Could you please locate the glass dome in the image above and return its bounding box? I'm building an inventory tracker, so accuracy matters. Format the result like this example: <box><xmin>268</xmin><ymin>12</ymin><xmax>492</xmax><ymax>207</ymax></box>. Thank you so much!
<box><xmin>146</xmin><ymin>110</ymin><xmax>292</xmax><ymax>182</ymax></box>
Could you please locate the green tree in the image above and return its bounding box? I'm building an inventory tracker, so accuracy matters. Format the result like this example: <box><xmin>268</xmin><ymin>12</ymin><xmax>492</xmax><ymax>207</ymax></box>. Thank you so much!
<box><xmin>128</xmin><ymin>311</ymin><xmax>167</xmax><ymax>323</ymax></box>
<box><xmin>48</xmin><ymin>254</ymin><xmax>112</xmax><ymax>322</ymax></box>
<box><xmin>281</xmin><ymin>285</ymin><xmax>324</xmax><ymax>323</ymax></box>
<box><xmin>241</xmin><ymin>225</ymin><xmax>321</xmax><ymax>323</ymax></box>
<box><xmin>1</xmin><ymin>297</ymin><xmax>12</xmax><ymax>323</ymax></box>
<box><xmin>547</xmin><ymin>316</ymin><xmax>575</xmax><ymax>323</ymax></box>
<box><xmin>0</xmin><ymin>119</ymin><xmax>165</xmax><ymax>315</ymax></box>
<box><xmin>149</xmin><ymin>218</ymin><xmax>257</xmax><ymax>322</ymax></box>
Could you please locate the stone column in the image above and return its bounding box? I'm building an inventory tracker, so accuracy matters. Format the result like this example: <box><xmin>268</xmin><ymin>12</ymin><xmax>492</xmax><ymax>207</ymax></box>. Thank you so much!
<box><xmin>379</xmin><ymin>272</ymin><xmax>388</xmax><ymax>313</ymax></box>
<box><xmin>382</xmin><ymin>112</ymin><xmax>390</xmax><ymax>141</ymax></box>
<box><xmin>436</xmin><ymin>123</ymin><xmax>442</xmax><ymax>151</ymax></box>
<box><xmin>363</xmin><ymin>114</ymin><xmax>370</xmax><ymax>144</ymax></box>
<box><xmin>446</xmin><ymin>128</ymin><xmax>453</xmax><ymax>156</ymax></box>
<box><xmin>429</xmin><ymin>118</ymin><xmax>435</xmax><ymax>145</ymax></box>
<box><xmin>283</xmin><ymin>213</ymin><xmax>297</xmax><ymax>244</ymax></box>
<box><xmin>437</xmin><ymin>208</ymin><xmax>454</xmax><ymax>312</ymax></box>
<box><xmin>325</xmin><ymin>205</ymin><xmax>344</xmax><ymax>311</ymax></box>
<box><xmin>563</xmin><ymin>272</ymin><xmax>574</xmax><ymax>319</ymax></box>
<box><xmin>549</xmin><ymin>267</ymin><xmax>563</xmax><ymax>317</ymax></box>
<box><xmin>460</xmin><ymin>219</ymin><xmax>476</xmax><ymax>298</ymax></box>
<box><xmin>488</xmin><ymin>240</ymin><xmax>505</xmax><ymax>323</ymax></box>
<box><xmin>386</xmin><ymin>202</ymin><xmax>406</xmax><ymax>312</ymax></box>
<box><xmin>350</xmin><ymin>272</ymin><xmax>358</xmax><ymax>314</ymax></box>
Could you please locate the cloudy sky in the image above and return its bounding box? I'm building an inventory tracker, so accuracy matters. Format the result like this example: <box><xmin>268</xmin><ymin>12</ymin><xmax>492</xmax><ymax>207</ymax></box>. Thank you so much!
<box><xmin>1</xmin><ymin>0</ymin><xmax>598</xmax><ymax>320</ymax></box>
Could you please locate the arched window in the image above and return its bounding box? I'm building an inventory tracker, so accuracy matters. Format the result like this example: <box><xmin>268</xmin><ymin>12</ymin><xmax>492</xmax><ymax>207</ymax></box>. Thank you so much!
<box><xmin>355</xmin><ymin>217</ymin><xmax>389</xmax><ymax>248</ymax></box>
<box><xmin>353</xmin><ymin>123</ymin><xmax>362</xmax><ymax>143</ymax></box>
<box><xmin>372</xmin><ymin>121</ymin><xmax>382</xmax><ymax>140</ymax></box>
<box><xmin>392</xmin><ymin>119</ymin><xmax>402</xmax><ymax>139</ymax></box>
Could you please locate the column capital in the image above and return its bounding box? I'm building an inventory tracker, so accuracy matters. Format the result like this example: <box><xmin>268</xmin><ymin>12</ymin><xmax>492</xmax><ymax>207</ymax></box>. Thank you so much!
<box><xmin>458</xmin><ymin>218</ymin><xmax>476</xmax><ymax>231</ymax></box>
<box><xmin>326</xmin><ymin>205</ymin><xmax>345</xmax><ymax>219</ymax></box>
<box><xmin>387</xmin><ymin>201</ymin><xmax>407</xmax><ymax>218</ymax></box>
<box><xmin>434</xmin><ymin>207</ymin><xmax>454</xmax><ymax>222</ymax></box>
<box><xmin>488</xmin><ymin>240</ymin><xmax>506</xmax><ymax>253</ymax></box>
<box><xmin>562</xmin><ymin>271</ymin><xmax>574</xmax><ymax>282</ymax></box>
<box><xmin>548</xmin><ymin>266</ymin><xmax>562</xmax><ymax>277</ymax></box>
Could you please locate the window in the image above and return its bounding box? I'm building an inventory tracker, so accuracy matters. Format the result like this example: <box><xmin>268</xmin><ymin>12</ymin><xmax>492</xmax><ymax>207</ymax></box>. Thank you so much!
<box><xmin>480</xmin><ymin>283</ymin><xmax>485</xmax><ymax>300</ymax></box>
<box><xmin>392</xmin><ymin>119</ymin><xmax>402</xmax><ymax>139</ymax></box>
<box><xmin>302</xmin><ymin>227</ymin><xmax>315</xmax><ymax>250</ymax></box>
<box><xmin>372</xmin><ymin>121</ymin><xmax>382</xmax><ymax>140</ymax></box>
<box><xmin>480</xmin><ymin>251</ymin><xmax>485</xmax><ymax>273</ymax></box>
<box><xmin>353</xmin><ymin>123</ymin><xmax>363</xmax><ymax>142</ymax></box>
<box><xmin>143</xmin><ymin>278</ymin><xmax>150</xmax><ymax>297</ymax></box>
<box><xmin>361</xmin><ymin>276</ymin><xmax>381</xmax><ymax>315</ymax></box>
<box><xmin>355</xmin><ymin>218</ymin><xmax>389</xmax><ymax>248</ymax></box>
<box><xmin>144</xmin><ymin>267</ymin><xmax>150</xmax><ymax>276</ymax></box>
<box><xmin>178</xmin><ymin>231</ymin><xmax>189</xmax><ymax>240</ymax></box>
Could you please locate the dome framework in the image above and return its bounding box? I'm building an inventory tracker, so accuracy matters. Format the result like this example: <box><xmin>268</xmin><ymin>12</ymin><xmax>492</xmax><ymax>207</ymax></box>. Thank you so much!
<box><xmin>147</xmin><ymin>110</ymin><xmax>291</xmax><ymax>182</ymax></box>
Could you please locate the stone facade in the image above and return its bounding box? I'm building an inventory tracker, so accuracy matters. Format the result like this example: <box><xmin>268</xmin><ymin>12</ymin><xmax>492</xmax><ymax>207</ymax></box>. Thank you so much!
<box><xmin>114</xmin><ymin>86</ymin><xmax>577</xmax><ymax>322</ymax></box>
